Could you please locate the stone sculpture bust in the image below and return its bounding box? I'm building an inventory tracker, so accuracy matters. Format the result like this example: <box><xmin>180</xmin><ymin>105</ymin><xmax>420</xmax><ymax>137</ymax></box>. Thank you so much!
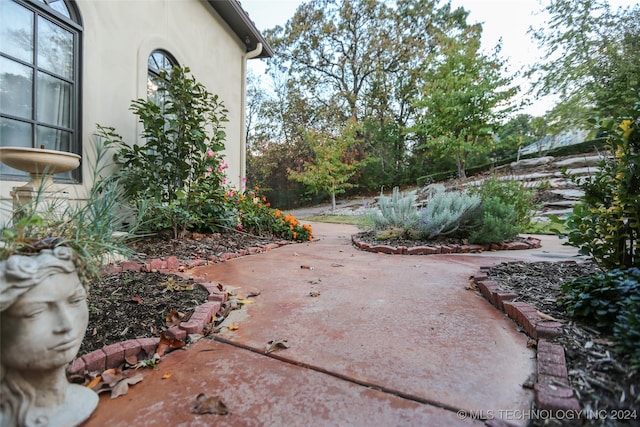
<box><xmin>0</xmin><ymin>246</ymin><xmax>98</xmax><ymax>427</ymax></box>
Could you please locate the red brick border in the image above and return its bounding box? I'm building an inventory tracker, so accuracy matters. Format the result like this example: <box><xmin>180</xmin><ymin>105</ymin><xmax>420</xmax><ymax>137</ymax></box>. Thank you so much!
<box><xmin>352</xmin><ymin>235</ymin><xmax>541</xmax><ymax>255</ymax></box>
<box><xmin>472</xmin><ymin>265</ymin><xmax>581</xmax><ymax>414</ymax></box>
<box><xmin>68</xmin><ymin>241</ymin><xmax>293</xmax><ymax>376</ymax></box>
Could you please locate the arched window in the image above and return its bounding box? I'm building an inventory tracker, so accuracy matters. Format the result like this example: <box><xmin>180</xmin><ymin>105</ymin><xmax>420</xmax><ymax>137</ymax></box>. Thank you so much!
<box><xmin>0</xmin><ymin>0</ymin><xmax>83</xmax><ymax>182</ymax></box>
<box><xmin>147</xmin><ymin>49</ymin><xmax>177</xmax><ymax>106</ymax></box>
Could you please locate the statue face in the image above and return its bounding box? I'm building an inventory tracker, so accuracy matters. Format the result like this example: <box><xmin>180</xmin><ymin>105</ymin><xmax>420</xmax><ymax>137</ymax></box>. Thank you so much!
<box><xmin>0</xmin><ymin>271</ymin><xmax>88</xmax><ymax>371</ymax></box>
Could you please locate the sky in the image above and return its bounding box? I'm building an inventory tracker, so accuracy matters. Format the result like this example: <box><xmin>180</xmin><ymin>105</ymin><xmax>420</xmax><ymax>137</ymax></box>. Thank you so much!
<box><xmin>238</xmin><ymin>0</ymin><xmax>628</xmax><ymax>117</ymax></box>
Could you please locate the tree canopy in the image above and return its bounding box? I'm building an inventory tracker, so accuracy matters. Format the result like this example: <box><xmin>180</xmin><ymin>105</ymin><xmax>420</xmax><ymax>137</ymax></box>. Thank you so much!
<box><xmin>528</xmin><ymin>0</ymin><xmax>640</xmax><ymax>127</ymax></box>
<box><xmin>246</xmin><ymin>0</ymin><xmax>640</xmax><ymax>206</ymax></box>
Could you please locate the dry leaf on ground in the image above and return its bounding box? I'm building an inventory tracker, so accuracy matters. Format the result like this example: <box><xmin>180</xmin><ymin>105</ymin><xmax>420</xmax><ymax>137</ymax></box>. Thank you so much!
<box><xmin>192</xmin><ymin>393</ymin><xmax>230</xmax><ymax>415</ymax></box>
<box><xmin>165</xmin><ymin>309</ymin><xmax>186</xmax><ymax>327</ymax></box>
<box><xmin>265</xmin><ymin>339</ymin><xmax>290</xmax><ymax>354</ymax></box>
<box><xmin>156</xmin><ymin>331</ymin><xmax>186</xmax><ymax>356</ymax></box>
<box><xmin>109</xmin><ymin>374</ymin><xmax>144</xmax><ymax>399</ymax></box>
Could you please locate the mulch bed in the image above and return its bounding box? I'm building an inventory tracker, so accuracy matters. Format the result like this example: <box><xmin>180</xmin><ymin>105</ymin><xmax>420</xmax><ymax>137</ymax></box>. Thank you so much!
<box><xmin>488</xmin><ymin>261</ymin><xmax>639</xmax><ymax>426</ymax></box>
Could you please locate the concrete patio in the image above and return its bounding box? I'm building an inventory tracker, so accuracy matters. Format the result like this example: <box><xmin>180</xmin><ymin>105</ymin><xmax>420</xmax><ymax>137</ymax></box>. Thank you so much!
<box><xmin>82</xmin><ymin>222</ymin><xmax>584</xmax><ymax>427</ymax></box>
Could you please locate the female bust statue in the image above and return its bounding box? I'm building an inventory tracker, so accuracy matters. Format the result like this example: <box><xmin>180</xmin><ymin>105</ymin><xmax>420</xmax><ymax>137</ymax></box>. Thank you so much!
<box><xmin>0</xmin><ymin>246</ymin><xmax>98</xmax><ymax>427</ymax></box>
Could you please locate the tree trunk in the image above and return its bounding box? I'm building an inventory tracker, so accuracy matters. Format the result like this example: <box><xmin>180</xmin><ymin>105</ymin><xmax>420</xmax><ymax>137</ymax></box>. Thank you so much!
<box><xmin>455</xmin><ymin>153</ymin><xmax>466</xmax><ymax>179</ymax></box>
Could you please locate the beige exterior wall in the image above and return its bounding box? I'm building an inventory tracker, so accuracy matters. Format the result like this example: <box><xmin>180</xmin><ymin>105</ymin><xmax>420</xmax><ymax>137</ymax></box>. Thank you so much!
<box><xmin>1</xmin><ymin>0</ymin><xmax>248</xmax><ymax>218</ymax></box>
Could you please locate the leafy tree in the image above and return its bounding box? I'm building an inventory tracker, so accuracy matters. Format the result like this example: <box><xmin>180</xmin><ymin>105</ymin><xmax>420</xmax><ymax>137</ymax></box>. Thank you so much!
<box><xmin>412</xmin><ymin>25</ymin><xmax>517</xmax><ymax>178</ymax></box>
<box><xmin>498</xmin><ymin>115</ymin><xmax>537</xmax><ymax>149</ymax></box>
<box><xmin>288</xmin><ymin>119</ymin><xmax>363</xmax><ymax>211</ymax></box>
<box><xmin>255</xmin><ymin>0</ymin><xmax>472</xmax><ymax>193</ymax></box>
<box><xmin>528</xmin><ymin>0</ymin><xmax>640</xmax><ymax>127</ymax></box>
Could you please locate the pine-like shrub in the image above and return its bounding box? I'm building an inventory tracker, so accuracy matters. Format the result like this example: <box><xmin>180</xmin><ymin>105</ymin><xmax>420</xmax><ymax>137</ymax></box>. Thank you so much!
<box><xmin>468</xmin><ymin>197</ymin><xmax>520</xmax><ymax>244</ymax></box>
<box><xmin>411</xmin><ymin>190</ymin><xmax>480</xmax><ymax>239</ymax></box>
<box><xmin>469</xmin><ymin>177</ymin><xmax>537</xmax><ymax>229</ymax></box>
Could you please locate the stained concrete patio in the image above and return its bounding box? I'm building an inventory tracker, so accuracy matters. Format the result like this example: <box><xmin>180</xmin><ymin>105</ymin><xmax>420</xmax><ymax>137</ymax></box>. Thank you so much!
<box><xmin>83</xmin><ymin>223</ymin><xmax>584</xmax><ymax>427</ymax></box>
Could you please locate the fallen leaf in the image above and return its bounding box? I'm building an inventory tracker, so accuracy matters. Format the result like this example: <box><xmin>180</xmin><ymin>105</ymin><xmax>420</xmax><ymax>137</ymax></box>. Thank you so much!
<box><xmin>162</xmin><ymin>372</ymin><xmax>172</xmax><ymax>380</ymax></box>
<box><xmin>157</xmin><ymin>331</ymin><xmax>186</xmax><ymax>356</ymax></box>
<box><xmin>236</xmin><ymin>296</ymin><xmax>245</xmax><ymax>300</ymax></box>
<box><xmin>166</xmin><ymin>309</ymin><xmax>186</xmax><ymax>327</ymax></box>
<box><xmin>537</xmin><ymin>310</ymin><xmax>563</xmax><ymax>322</ymax></box>
<box><xmin>265</xmin><ymin>339</ymin><xmax>289</xmax><ymax>354</ymax></box>
<box><xmin>110</xmin><ymin>374</ymin><xmax>144</xmax><ymax>399</ymax></box>
<box><xmin>593</xmin><ymin>338</ymin><xmax>616</xmax><ymax>347</ymax></box>
<box><xmin>239</xmin><ymin>299</ymin><xmax>254</xmax><ymax>305</ymax></box>
<box><xmin>129</xmin><ymin>296</ymin><xmax>143</xmax><ymax>304</ymax></box>
<box><xmin>300</xmin><ymin>265</ymin><xmax>314</xmax><ymax>270</ymax></box>
<box><xmin>192</xmin><ymin>393</ymin><xmax>230</xmax><ymax>415</ymax></box>
<box><xmin>247</xmin><ymin>290</ymin><xmax>262</xmax><ymax>298</ymax></box>
<box><xmin>87</xmin><ymin>375</ymin><xmax>102</xmax><ymax>390</ymax></box>
<box><xmin>227</xmin><ymin>325</ymin><xmax>240</xmax><ymax>331</ymax></box>
<box><xmin>132</xmin><ymin>354</ymin><xmax>160</xmax><ymax>370</ymax></box>
<box><xmin>101</xmin><ymin>368</ymin><xmax>123</xmax><ymax>385</ymax></box>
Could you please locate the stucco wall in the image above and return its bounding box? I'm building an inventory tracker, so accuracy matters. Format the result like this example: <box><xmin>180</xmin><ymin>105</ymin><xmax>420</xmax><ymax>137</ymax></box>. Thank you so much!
<box><xmin>1</xmin><ymin>0</ymin><xmax>247</xmax><ymax>218</ymax></box>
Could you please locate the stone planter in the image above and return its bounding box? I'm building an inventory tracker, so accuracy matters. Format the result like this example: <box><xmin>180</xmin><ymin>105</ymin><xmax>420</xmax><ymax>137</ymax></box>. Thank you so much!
<box><xmin>0</xmin><ymin>246</ymin><xmax>98</xmax><ymax>427</ymax></box>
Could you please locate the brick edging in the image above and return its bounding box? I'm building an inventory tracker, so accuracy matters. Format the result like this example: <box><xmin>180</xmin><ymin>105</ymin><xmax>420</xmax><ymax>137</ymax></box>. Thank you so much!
<box><xmin>68</xmin><ymin>240</ymin><xmax>292</xmax><ymax>376</ymax></box>
<box><xmin>473</xmin><ymin>264</ymin><xmax>581</xmax><ymax>414</ymax></box>
<box><xmin>351</xmin><ymin>235</ymin><xmax>541</xmax><ymax>255</ymax></box>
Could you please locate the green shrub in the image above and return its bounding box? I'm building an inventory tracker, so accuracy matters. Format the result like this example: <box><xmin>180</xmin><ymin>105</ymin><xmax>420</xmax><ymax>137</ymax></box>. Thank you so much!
<box><xmin>224</xmin><ymin>188</ymin><xmax>313</xmax><ymax>242</ymax></box>
<box><xmin>557</xmin><ymin>96</ymin><xmax>639</xmax><ymax>270</ymax></box>
<box><xmin>563</xmin><ymin>268</ymin><xmax>640</xmax><ymax>364</ymax></box>
<box><xmin>614</xmin><ymin>308</ymin><xmax>640</xmax><ymax>367</ymax></box>
<box><xmin>469</xmin><ymin>177</ymin><xmax>537</xmax><ymax>229</ymax></box>
<box><xmin>468</xmin><ymin>197</ymin><xmax>520</xmax><ymax>244</ymax></box>
<box><xmin>99</xmin><ymin>66</ymin><xmax>229</xmax><ymax>238</ymax></box>
<box><xmin>411</xmin><ymin>190</ymin><xmax>480</xmax><ymax>239</ymax></box>
<box><xmin>366</xmin><ymin>187</ymin><xmax>417</xmax><ymax>230</ymax></box>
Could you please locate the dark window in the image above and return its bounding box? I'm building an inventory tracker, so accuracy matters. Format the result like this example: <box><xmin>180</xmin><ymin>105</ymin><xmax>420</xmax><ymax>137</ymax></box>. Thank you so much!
<box><xmin>147</xmin><ymin>49</ymin><xmax>177</xmax><ymax>107</ymax></box>
<box><xmin>0</xmin><ymin>0</ymin><xmax>82</xmax><ymax>181</ymax></box>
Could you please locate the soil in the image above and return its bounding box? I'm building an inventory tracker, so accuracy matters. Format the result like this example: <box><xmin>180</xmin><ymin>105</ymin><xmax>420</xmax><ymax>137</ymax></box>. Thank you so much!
<box><xmin>79</xmin><ymin>230</ymin><xmax>281</xmax><ymax>356</ymax></box>
<box><xmin>80</xmin><ymin>229</ymin><xmax>639</xmax><ymax>426</ymax></box>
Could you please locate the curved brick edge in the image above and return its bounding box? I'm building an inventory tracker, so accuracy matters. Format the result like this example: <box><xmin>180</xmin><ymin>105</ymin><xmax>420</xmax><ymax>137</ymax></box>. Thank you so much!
<box><xmin>472</xmin><ymin>263</ymin><xmax>581</xmax><ymax>416</ymax></box>
<box><xmin>351</xmin><ymin>235</ymin><xmax>541</xmax><ymax>255</ymax></box>
<box><xmin>67</xmin><ymin>284</ymin><xmax>224</xmax><ymax>377</ymax></box>
<box><xmin>68</xmin><ymin>240</ymin><xmax>293</xmax><ymax>376</ymax></box>
<box><xmin>104</xmin><ymin>240</ymin><xmax>292</xmax><ymax>275</ymax></box>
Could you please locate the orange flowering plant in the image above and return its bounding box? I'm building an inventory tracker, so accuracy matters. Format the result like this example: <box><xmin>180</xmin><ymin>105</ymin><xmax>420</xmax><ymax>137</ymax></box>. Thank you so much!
<box><xmin>225</xmin><ymin>186</ymin><xmax>313</xmax><ymax>241</ymax></box>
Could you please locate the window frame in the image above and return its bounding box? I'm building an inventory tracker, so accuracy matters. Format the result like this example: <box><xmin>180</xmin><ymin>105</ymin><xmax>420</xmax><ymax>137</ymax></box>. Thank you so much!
<box><xmin>147</xmin><ymin>49</ymin><xmax>178</xmax><ymax>108</ymax></box>
<box><xmin>0</xmin><ymin>0</ymin><xmax>83</xmax><ymax>183</ymax></box>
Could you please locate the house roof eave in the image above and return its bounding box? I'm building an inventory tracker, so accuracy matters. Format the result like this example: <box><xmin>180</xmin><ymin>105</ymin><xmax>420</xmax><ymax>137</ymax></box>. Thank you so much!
<box><xmin>207</xmin><ymin>0</ymin><xmax>275</xmax><ymax>59</ymax></box>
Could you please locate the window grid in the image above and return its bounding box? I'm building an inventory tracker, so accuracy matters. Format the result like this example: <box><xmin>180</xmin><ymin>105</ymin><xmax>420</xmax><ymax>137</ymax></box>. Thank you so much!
<box><xmin>0</xmin><ymin>0</ymin><xmax>81</xmax><ymax>182</ymax></box>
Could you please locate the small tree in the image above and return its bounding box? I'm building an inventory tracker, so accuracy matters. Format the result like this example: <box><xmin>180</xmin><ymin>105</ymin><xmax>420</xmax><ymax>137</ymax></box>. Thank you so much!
<box><xmin>412</xmin><ymin>26</ymin><xmax>517</xmax><ymax>178</ymax></box>
<box><xmin>289</xmin><ymin>120</ymin><xmax>363</xmax><ymax>211</ymax></box>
